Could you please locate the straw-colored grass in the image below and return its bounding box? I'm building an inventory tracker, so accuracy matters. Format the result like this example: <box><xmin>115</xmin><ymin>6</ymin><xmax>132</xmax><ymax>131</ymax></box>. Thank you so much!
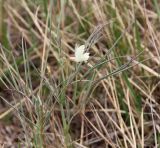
<box><xmin>0</xmin><ymin>0</ymin><xmax>160</xmax><ymax>147</ymax></box>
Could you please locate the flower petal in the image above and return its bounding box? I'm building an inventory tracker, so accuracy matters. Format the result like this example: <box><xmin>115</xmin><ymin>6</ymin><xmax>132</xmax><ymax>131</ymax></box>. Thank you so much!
<box><xmin>73</xmin><ymin>44</ymin><xmax>89</xmax><ymax>62</ymax></box>
<box><xmin>75</xmin><ymin>45</ymin><xmax>85</xmax><ymax>58</ymax></box>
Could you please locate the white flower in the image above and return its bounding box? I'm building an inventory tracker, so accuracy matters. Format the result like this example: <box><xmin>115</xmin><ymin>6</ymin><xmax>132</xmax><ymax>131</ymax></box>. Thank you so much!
<box><xmin>70</xmin><ymin>45</ymin><xmax>90</xmax><ymax>62</ymax></box>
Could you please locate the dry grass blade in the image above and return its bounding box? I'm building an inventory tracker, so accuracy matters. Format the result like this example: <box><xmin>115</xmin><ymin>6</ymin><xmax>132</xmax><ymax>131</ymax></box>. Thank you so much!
<box><xmin>0</xmin><ymin>0</ymin><xmax>160</xmax><ymax>147</ymax></box>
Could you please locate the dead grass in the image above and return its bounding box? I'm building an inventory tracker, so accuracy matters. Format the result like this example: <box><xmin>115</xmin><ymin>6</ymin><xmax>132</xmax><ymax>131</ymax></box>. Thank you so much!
<box><xmin>0</xmin><ymin>0</ymin><xmax>160</xmax><ymax>147</ymax></box>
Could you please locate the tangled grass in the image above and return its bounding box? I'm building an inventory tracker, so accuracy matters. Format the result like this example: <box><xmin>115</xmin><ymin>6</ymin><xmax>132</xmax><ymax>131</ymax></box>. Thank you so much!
<box><xmin>0</xmin><ymin>0</ymin><xmax>160</xmax><ymax>147</ymax></box>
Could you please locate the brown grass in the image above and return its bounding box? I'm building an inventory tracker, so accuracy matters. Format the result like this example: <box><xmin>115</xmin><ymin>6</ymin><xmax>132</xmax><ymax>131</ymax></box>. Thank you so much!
<box><xmin>0</xmin><ymin>0</ymin><xmax>160</xmax><ymax>147</ymax></box>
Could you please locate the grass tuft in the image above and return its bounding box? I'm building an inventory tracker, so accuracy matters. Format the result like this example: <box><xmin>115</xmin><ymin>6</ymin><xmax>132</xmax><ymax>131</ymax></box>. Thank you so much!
<box><xmin>0</xmin><ymin>0</ymin><xmax>160</xmax><ymax>147</ymax></box>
